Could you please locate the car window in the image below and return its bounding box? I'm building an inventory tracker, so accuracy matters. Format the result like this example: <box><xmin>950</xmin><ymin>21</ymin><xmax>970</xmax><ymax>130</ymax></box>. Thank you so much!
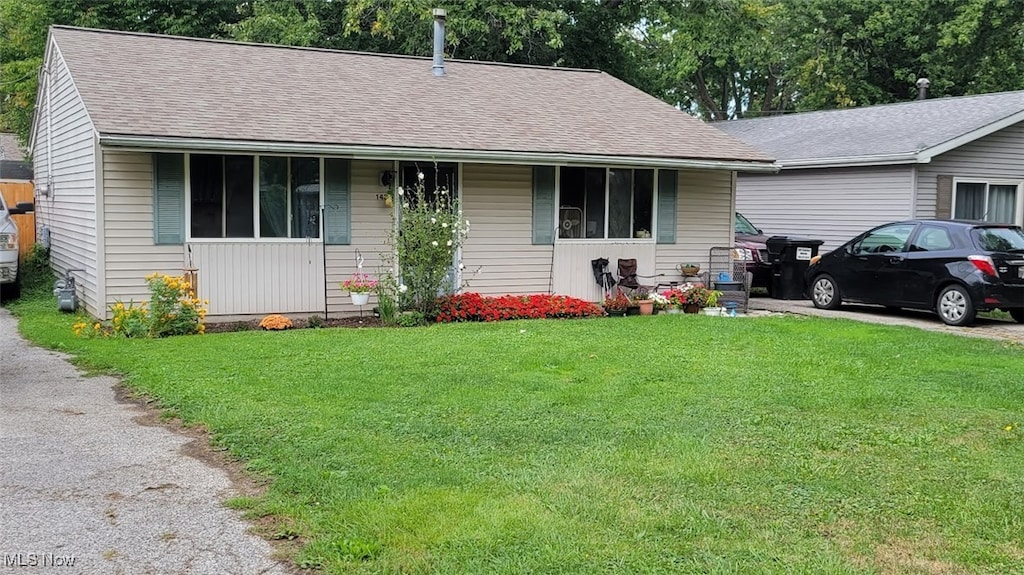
<box><xmin>910</xmin><ymin>225</ymin><xmax>954</xmax><ymax>252</ymax></box>
<box><xmin>972</xmin><ymin>227</ymin><xmax>1024</xmax><ymax>252</ymax></box>
<box><xmin>852</xmin><ymin>223</ymin><xmax>915</xmax><ymax>255</ymax></box>
<box><xmin>734</xmin><ymin>212</ymin><xmax>760</xmax><ymax>235</ymax></box>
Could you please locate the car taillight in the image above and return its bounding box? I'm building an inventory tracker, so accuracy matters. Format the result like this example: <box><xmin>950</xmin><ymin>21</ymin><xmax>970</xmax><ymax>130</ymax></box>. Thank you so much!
<box><xmin>0</xmin><ymin>233</ymin><xmax>15</xmax><ymax>250</ymax></box>
<box><xmin>968</xmin><ymin>255</ymin><xmax>998</xmax><ymax>277</ymax></box>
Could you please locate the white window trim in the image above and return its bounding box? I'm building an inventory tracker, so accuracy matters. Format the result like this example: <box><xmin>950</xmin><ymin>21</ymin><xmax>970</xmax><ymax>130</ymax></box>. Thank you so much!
<box><xmin>951</xmin><ymin>177</ymin><xmax>1023</xmax><ymax>225</ymax></box>
<box><xmin>184</xmin><ymin>152</ymin><xmax>327</xmax><ymax>243</ymax></box>
<box><xmin>553</xmin><ymin>165</ymin><xmax>660</xmax><ymax>243</ymax></box>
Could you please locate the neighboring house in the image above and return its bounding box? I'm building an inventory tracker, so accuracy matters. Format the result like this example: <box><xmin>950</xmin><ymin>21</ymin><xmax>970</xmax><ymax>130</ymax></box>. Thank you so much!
<box><xmin>1</xmin><ymin>133</ymin><xmax>34</xmax><ymax>182</ymax></box>
<box><xmin>31</xmin><ymin>24</ymin><xmax>774</xmax><ymax>320</ymax></box>
<box><xmin>716</xmin><ymin>90</ymin><xmax>1024</xmax><ymax>250</ymax></box>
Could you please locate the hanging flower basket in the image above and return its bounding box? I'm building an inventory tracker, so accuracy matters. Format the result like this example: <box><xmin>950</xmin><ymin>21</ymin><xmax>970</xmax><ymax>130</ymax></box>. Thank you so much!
<box><xmin>351</xmin><ymin>292</ymin><xmax>370</xmax><ymax>306</ymax></box>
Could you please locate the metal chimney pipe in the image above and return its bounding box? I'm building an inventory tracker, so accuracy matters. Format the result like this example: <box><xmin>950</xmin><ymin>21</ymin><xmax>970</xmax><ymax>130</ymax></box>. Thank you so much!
<box><xmin>432</xmin><ymin>8</ymin><xmax>447</xmax><ymax>77</ymax></box>
<box><xmin>916</xmin><ymin>77</ymin><xmax>930</xmax><ymax>100</ymax></box>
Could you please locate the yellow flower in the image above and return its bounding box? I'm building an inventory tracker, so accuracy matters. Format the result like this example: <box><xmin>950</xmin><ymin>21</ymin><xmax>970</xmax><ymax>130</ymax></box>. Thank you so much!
<box><xmin>1005</xmin><ymin>424</ymin><xmax>1015</xmax><ymax>432</ymax></box>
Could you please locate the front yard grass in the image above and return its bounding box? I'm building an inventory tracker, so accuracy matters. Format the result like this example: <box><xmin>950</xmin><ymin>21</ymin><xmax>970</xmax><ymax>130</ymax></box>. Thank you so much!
<box><xmin>10</xmin><ymin>294</ymin><xmax>1024</xmax><ymax>574</ymax></box>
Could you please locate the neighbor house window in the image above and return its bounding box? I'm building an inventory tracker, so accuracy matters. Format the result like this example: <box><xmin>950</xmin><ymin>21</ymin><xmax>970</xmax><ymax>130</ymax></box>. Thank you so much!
<box><xmin>558</xmin><ymin>167</ymin><xmax>653</xmax><ymax>239</ymax></box>
<box><xmin>185</xmin><ymin>153</ymin><xmax>328</xmax><ymax>239</ymax></box>
<box><xmin>953</xmin><ymin>180</ymin><xmax>1021</xmax><ymax>224</ymax></box>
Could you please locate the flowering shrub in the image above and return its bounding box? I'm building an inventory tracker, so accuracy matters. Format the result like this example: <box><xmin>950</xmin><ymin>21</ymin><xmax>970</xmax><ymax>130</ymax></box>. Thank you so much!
<box><xmin>435</xmin><ymin>293</ymin><xmax>604</xmax><ymax>322</ymax></box>
<box><xmin>72</xmin><ymin>274</ymin><xmax>207</xmax><ymax>338</ymax></box>
<box><xmin>258</xmin><ymin>314</ymin><xmax>293</xmax><ymax>330</ymax></box>
<box><xmin>341</xmin><ymin>273</ymin><xmax>378</xmax><ymax>294</ymax></box>
<box><xmin>110</xmin><ymin>300</ymin><xmax>150</xmax><ymax>338</ymax></box>
<box><xmin>602</xmin><ymin>290</ymin><xmax>631</xmax><ymax>312</ymax></box>
<box><xmin>389</xmin><ymin>170</ymin><xmax>469</xmax><ymax>317</ymax></box>
<box><xmin>146</xmin><ymin>274</ymin><xmax>207</xmax><ymax>336</ymax></box>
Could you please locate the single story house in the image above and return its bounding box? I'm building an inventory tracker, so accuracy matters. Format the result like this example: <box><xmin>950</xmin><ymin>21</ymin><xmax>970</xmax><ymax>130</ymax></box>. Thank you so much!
<box><xmin>716</xmin><ymin>90</ymin><xmax>1024</xmax><ymax>250</ymax></box>
<box><xmin>31</xmin><ymin>23</ymin><xmax>775</xmax><ymax>320</ymax></box>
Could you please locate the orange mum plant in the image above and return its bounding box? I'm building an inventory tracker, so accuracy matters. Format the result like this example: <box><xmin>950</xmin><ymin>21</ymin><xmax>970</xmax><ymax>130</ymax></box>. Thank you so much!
<box><xmin>258</xmin><ymin>314</ymin><xmax>293</xmax><ymax>330</ymax></box>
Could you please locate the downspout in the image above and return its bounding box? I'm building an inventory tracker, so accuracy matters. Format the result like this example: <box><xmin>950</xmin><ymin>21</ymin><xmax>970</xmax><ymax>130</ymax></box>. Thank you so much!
<box><xmin>321</xmin><ymin>206</ymin><xmax>328</xmax><ymax>320</ymax></box>
<box><xmin>432</xmin><ymin>9</ymin><xmax>446</xmax><ymax>77</ymax></box>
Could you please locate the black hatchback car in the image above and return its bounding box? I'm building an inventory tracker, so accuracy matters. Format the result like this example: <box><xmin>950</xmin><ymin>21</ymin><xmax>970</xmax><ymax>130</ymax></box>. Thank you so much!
<box><xmin>806</xmin><ymin>220</ymin><xmax>1024</xmax><ymax>326</ymax></box>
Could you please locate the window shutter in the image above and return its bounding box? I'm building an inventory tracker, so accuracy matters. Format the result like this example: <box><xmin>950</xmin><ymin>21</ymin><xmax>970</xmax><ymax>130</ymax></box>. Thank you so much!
<box><xmin>324</xmin><ymin>158</ymin><xmax>351</xmax><ymax>245</ymax></box>
<box><xmin>936</xmin><ymin>175</ymin><xmax>953</xmax><ymax>218</ymax></box>
<box><xmin>532</xmin><ymin>166</ymin><xmax>555</xmax><ymax>245</ymax></box>
<box><xmin>152</xmin><ymin>153</ymin><xmax>184</xmax><ymax>245</ymax></box>
<box><xmin>657</xmin><ymin>170</ymin><xmax>678</xmax><ymax>244</ymax></box>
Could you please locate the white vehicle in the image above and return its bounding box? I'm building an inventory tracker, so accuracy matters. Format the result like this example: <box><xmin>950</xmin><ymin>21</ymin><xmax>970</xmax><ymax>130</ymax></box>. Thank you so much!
<box><xmin>0</xmin><ymin>194</ymin><xmax>33</xmax><ymax>302</ymax></box>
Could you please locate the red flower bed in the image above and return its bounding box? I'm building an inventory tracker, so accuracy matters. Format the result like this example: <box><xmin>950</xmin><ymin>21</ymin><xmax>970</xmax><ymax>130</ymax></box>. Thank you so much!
<box><xmin>435</xmin><ymin>293</ymin><xmax>605</xmax><ymax>323</ymax></box>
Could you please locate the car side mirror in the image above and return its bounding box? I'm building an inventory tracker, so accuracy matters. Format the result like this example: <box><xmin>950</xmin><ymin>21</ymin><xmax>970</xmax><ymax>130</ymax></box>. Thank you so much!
<box><xmin>8</xmin><ymin>202</ymin><xmax>34</xmax><ymax>215</ymax></box>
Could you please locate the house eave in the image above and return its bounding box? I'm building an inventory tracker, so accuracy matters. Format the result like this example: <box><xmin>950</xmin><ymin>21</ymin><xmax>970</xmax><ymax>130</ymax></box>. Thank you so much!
<box><xmin>97</xmin><ymin>134</ymin><xmax>779</xmax><ymax>173</ymax></box>
<box><xmin>779</xmin><ymin>153</ymin><xmax>926</xmax><ymax>169</ymax></box>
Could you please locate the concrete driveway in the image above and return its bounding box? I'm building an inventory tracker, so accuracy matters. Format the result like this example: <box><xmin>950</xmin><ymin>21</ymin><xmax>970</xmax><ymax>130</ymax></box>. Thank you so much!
<box><xmin>748</xmin><ymin>296</ymin><xmax>1024</xmax><ymax>344</ymax></box>
<box><xmin>0</xmin><ymin>308</ymin><xmax>292</xmax><ymax>574</ymax></box>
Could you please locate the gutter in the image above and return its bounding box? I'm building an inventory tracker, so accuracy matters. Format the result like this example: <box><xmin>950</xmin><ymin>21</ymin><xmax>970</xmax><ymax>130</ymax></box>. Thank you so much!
<box><xmin>98</xmin><ymin>134</ymin><xmax>780</xmax><ymax>173</ymax></box>
<box><xmin>780</xmin><ymin>153</ymin><xmax>926</xmax><ymax>169</ymax></box>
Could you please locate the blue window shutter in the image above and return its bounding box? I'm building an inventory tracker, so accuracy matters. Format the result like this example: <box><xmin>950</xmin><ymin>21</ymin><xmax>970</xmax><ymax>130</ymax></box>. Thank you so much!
<box><xmin>657</xmin><ymin>170</ymin><xmax>678</xmax><ymax>244</ymax></box>
<box><xmin>324</xmin><ymin>158</ymin><xmax>351</xmax><ymax>245</ymax></box>
<box><xmin>532</xmin><ymin>166</ymin><xmax>555</xmax><ymax>245</ymax></box>
<box><xmin>152</xmin><ymin>153</ymin><xmax>184</xmax><ymax>245</ymax></box>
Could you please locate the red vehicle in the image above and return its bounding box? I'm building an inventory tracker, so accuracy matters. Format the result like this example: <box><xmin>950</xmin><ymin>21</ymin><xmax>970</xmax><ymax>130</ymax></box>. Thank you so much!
<box><xmin>734</xmin><ymin>212</ymin><xmax>772</xmax><ymax>290</ymax></box>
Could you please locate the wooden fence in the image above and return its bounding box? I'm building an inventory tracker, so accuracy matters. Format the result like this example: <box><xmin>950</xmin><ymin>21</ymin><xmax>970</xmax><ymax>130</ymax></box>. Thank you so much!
<box><xmin>0</xmin><ymin>182</ymin><xmax>35</xmax><ymax>258</ymax></box>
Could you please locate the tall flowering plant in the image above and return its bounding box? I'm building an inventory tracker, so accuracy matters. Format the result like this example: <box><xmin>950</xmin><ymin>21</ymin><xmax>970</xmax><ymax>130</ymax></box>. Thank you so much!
<box><xmin>388</xmin><ymin>170</ymin><xmax>470</xmax><ymax>317</ymax></box>
<box><xmin>341</xmin><ymin>272</ymin><xmax>377</xmax><ymax>294</ymax></box>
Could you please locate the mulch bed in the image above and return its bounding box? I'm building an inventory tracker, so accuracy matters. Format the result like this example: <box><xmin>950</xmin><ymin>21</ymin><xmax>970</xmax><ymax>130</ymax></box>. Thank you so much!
<box><xmin>204</xmin><ymin>315</ymin><xmax>384</xmax><ymax>334</ymax></box>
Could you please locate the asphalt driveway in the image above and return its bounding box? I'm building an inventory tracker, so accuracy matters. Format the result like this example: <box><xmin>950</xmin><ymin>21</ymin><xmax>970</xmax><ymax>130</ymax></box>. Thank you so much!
<box><xmin>0</xmin><ymin>308</ymin><xmax>291</xmax><ymax>574</ymax></box>
<box><xmin>749</xmin><ymin>296</ymin><xmax>1024</xmax><ymax>344</ymax></box>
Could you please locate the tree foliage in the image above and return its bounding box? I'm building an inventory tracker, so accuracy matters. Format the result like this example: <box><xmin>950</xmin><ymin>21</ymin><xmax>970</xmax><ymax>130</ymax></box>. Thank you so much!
<box><xmin>5</xmin><ymin>0</ymin><xmax>1024</xmax><ymax>148</ymax></box>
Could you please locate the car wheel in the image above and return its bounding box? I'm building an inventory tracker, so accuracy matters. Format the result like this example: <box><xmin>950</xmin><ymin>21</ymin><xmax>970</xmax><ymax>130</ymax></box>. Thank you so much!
<box><xmin>1010</xmin><ymin>309</ymin><xmax>1024</xmax><ymax>324</ymax></box>
<box><xmin>0</xmin><ymin>274</ymin><xmax>19</xmax><ymax>303</ymax></box>
<box><xmin>810</xmin><ymin>274</ymin><xmax>841</xmax><ymax>310</ymax></box>
<box><xmin>936</xmin><ymin>284</ymin><xmax>976</xmax><ymax>326</ymax></box>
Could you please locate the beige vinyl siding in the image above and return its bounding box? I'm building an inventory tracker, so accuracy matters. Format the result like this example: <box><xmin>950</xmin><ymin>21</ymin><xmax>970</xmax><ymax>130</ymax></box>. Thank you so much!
<box><xmin>32</xmin><ymin>45</ymin><xmax>100</xmax><ymax>315</ymax></box>
<box><xmin>917</xmin><ymin>121</ymin><xmax>1024</xmax><ymax>221</ymax></box>
<box><xmin>735</xmin><ymin>165</ymin><xmax>915</xmax><ymax>250</ymax></box>
<box><xmin>102</xmin><ymin>151</ymin><xmax>183</xmax><ymax>317</ymax></box>
<box><xmin>462</xmin><ymin>164</ymin><xmax>553</xmax><ymax>295</ymax></box>
<box><xmin>325</xmin><ymin>159</ymin><xmax>393</xmax><ymax>316</ymax></box>
<box><xmin>655</xmin><ymin>169</ymin><xmax>734</xmax><ymax>277</ymax></box>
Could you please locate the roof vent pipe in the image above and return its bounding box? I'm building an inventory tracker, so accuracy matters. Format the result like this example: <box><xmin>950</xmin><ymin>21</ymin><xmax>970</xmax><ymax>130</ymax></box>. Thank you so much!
<box><xmin>432</xmin><ymin>8</ymin><xmax>447</xmax><ymax>77</ymax></box>
<box><xmin>916</xmin><ymin>77</ymin><xmax>930</xmax><ymax>100</ymax></box>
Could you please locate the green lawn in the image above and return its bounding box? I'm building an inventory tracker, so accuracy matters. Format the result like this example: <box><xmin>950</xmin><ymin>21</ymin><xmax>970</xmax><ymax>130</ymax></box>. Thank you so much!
<box><xmin>9</xmin><ymin>295</ymin><xmax>1024</xmax><ymax>574</ymax></box>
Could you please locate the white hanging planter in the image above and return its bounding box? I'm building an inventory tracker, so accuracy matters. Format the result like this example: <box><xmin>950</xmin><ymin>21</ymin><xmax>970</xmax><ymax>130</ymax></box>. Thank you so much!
<box><xmin>350</xmin><ymin>292</ymin><xmax>370</xmax><ymax>306</ymax></box>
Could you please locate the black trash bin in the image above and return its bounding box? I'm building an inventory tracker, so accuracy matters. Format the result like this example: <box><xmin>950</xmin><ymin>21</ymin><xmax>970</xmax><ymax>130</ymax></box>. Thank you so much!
<box><xmin>765</xmin><ymin>236</ymin><xmax>825</xmax><ymax>300</ymax></box>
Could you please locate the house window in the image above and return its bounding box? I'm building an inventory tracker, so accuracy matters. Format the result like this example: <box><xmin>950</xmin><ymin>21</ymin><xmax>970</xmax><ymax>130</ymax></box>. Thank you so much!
<box><xmin>190</xmin><ymin>154</ymin><xmax>255</xmax><ymax>238</ymax></box>
<box><xmin>953</xmin><ymin>181</ymin><xmax>1021</xmax><ymax>224</ymax></box>
<box><xmin>257</xmin><ymin>156</ymin><xmax>320</xmax><ymax>239</ymax></box>
<box><xmin>559</xmin><ymin>167</ymin><xmax>653</xmax><ymax>239</ymax></box>
<box><xmin>184</xmin><ymin>153</ymin><xmax>327</xmax><ymax>239</ymax></box>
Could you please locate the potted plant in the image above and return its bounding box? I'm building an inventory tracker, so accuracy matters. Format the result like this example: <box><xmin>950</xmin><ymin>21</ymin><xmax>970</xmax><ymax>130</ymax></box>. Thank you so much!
<box><xmin>678</xmin><ymin>263</ymin><xmax>701</xmax><ymax>277</ymax></box>
<box><xmin>341</xmin><ymin>272</ymin><xmax>377</xmax><ymax>306</ymax></box>
<box><xmin>602</xmin><ymin>290</ymin><xmax>630</xmax><ymax>316</ymax></box>
<box><xmin>702</xmin><ymin>289</ymin><xmax>724</xmax><ymax>316</ymax></box>
<box><xmin>649</xmin><ymin>291</ymin><xmax>669</xmax><ymax>314</ymax></box>
<box><xmin>632</xmin><ymin>287</ymin><xmax>654</xmax><ymax>316</ymax></box>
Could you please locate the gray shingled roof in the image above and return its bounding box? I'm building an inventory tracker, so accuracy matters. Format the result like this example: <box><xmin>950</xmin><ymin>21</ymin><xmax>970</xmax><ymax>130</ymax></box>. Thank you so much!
<box><xmin>714</xmin><ymin>90</ymin><xmax>1024</xmax><ymax>166</ymax></box>
<box><xmin>0</xmin><ymin>133</ymin><xmax>25</xmax><ymax>162</ymax></box>
<box><xmin>49</xmin><ymin>26</ymin><xmax>771</xmax><ymax>165</ymax></box>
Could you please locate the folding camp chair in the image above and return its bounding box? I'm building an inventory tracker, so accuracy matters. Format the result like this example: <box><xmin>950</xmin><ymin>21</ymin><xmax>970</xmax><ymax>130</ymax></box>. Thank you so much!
<box><xmin>591</xmin><ymin>258</ymin><xmax>616</xmax><ymax>299</ymax></box>
<box><xmin>615</xmin><ymin>258</ymin><xmax>664</xmax><ymax>298</ymax></box>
